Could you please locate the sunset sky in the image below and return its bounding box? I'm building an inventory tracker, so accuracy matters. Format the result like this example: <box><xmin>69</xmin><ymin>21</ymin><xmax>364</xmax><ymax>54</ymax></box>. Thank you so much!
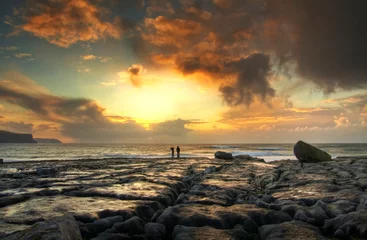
<box><xmin>0</xmin><ymin>0</ymin><xmax>366</xmax><ymax>143</ymax></box>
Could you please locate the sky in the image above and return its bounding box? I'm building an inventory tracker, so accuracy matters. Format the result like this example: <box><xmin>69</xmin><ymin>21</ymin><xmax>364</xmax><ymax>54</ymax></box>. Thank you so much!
<box><xmin>0</xmin><ymin>0</ymin><xmax>366</xmax><ymax>143</ymax></box>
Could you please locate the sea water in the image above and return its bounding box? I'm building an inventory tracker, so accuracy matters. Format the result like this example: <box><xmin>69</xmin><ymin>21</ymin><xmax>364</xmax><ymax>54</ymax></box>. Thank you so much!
<box><xmin>0</xmin><ymin>143</ymin><xmax>366</xmax><ymax>163</ymax></box>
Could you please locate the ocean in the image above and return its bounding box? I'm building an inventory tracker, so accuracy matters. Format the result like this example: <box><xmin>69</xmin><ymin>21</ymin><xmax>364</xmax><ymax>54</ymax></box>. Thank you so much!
<box><xmin>0</xmin><ymin>143</ymin><xmax>366</xmax><ymax>163</ymax></box>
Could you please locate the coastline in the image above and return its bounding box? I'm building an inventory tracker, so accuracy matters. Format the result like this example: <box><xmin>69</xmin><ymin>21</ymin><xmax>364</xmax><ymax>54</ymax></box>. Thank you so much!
<box><xmin>1</xmin><ymin>156</ymin><xmax>367</xmax><ymax>239</ymax></box>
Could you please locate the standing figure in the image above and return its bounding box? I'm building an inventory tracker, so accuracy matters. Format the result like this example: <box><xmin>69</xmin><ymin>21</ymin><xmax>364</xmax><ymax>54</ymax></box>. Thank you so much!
<box><xmin>170</xmin><ymin>147</ymin><xmax>174</xmax><ymax>158</ymax></box>
<box><xmin>176</xmin><ymin>146</ymin><xmax>181</xmax><ymax>158</ymax></box>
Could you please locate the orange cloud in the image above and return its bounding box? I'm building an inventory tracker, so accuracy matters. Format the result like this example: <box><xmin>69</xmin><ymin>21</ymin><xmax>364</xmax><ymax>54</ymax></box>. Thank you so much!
<box><xmin>18</xmin><ymin>0</ymin><xmax>121</xmax><ymax>48</ymax></box>
<box><xmin>143</xmin><ymin>16</ymin><xmax>203</xmax><ymax>47</ymax></box>
<box><xmin>81</xmin><ymin>55</ymin><xmax>97</xmax><ymax>60</ymax></box>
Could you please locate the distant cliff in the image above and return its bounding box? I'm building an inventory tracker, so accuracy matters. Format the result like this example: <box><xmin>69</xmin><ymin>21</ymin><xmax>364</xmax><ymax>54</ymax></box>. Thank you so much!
<box><xmin>34</xmin><ymin>138</ymin><xmax>62</xmax><ymax>144</ymax></box>
<box><xmin>0</xmin><ymin>130</ymin><xmax>37</xmax><ymax>143</ymax></box>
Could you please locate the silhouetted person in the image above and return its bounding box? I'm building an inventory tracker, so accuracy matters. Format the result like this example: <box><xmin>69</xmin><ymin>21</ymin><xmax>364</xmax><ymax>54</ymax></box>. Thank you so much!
<box><xmin>170</xmin><ymin>147</ymin><xmax>174</xmax><ymax>158</ymax></box>
<box><xmin>176</xmin><ymin>146</ymin><xmax>180</xmax><ymax>158</ymax></box>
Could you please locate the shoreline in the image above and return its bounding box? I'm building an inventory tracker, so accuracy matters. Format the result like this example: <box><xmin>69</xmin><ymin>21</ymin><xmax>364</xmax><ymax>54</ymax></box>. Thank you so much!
<box><xmin>3</xmin><ymin>154</ymin><xmax>367</xmax><ymax>164</ymax></box>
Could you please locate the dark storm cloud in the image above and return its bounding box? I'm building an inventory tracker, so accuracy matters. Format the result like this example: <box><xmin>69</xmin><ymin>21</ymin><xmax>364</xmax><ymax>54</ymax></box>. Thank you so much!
<box><xmin>138</xmin><ymin>0</ymin><xmax>367</xmax><ymax>106</ymax></box>
<box><xmin>220</xmin><ymin>53</ymin><xmax>274</xmax><ymax>106</ymax></box>
<box><xmin>265</xmin><ymin>0</ymin><xmax>367</xmax><ymax>92</ymax></box>
<box><xmin>175</xmin><ymin>53</ymin><xmax>274</xmax><ymax>106</ymax></box>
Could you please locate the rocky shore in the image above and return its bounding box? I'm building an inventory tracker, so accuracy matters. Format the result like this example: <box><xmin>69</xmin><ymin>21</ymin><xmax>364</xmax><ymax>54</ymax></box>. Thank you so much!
<box><xmin>1</xmin><ymin>153</ymin><xmax>367</xmax><ymax>239</ymax></box>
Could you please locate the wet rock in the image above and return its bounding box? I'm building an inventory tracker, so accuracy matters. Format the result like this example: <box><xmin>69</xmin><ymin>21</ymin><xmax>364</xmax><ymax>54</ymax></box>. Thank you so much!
<box><xmin>151</xmin><ymin>209</ymin><xmax>164</xmax><ymax>223</ymax></box>
<box><xmin>144</xmin><ymin>223</ymin><xmax>166</xmax><ymax>240</ymax></box>
<box><xmin>234</xmin><ymin>154</ymin><xmax>253</xmax><ymax>160</ymax></box>
<box><xmin>323</xmin><ymin>209</ymin><xmax>367</xmax><ymax>238</ymax></box>
<box><xmin>37</xmin><ymin>189</ymin><xmax>60</xmax><ymax>196</ymax></box>
<box><xmin>214</xmin><ymin>151</ymin><xmax>233</xmax><ymax>160</ymax></box>
<box><xmin>74</xmin><ymin>213</ymin><xmax>98</xmax><ymax>223</ymax></box>
<box><xmin>136</xmin><ymin>205</ymin><xmax>155</xmax><ymax>220</ymax></box>
<box><xmin>243</xmin><ymin>217</ymin><xmax>259</xmax><ymax>234</ymax></box>
<box><xmin>264</xmin><ymin>211</ymin><xmax>292</xmax><ymax>224</ymax></box>
<box><xmin>204</xmin><ymin>166</ymin><xmax>216</xmax><ymax>174</ymax></box>
<box><xmin>113</xmin><ymin>216</ymin><xmax>145</xmax><ymax>235</ymax></box>
<box><xmin>262</xmin><ymin>194</ymin><xmax>274</xmax><ymax>203</ymax></box>
<box><xmin>12</xmin><ymin>173</ymin><xmax>27</xmax><ymax>179</ymax></box>
<box><xmin>323</xmin><ymin>200</ymin><xmax>357</xmax><ymax>218</ymax></box>
<box><xmin>259</xmin><ymin>220</ymin><xmax>327</xmax><ymax>240</ymax></box>
<box><xmin>157</xmin><ymin>204</ymin><xmax>267</xmax><ymax>232</ymax></box>
<box><xmin>293</xmin><ymin>141</ymin><xmax>331</xmax><ymax>164</ymax></box>
<box><xmin>0</xmin><ymin>195</ymin><xmax>31</xmax><ymax>208</ymax></box>
<box><xmin>36</xmin><ymin>167</ymin><xmax>57</xmax><ymax>175</ymax></box>
<box><xmin>3</xmin><ymin>214</ymin><xmax>82</xmax><ymax>240</ymax></box>
<box><xmin>80</xmin><ymin>215</ymin><xmax>124</xmax><ymax>239</ymax></box>
<box><xmin>172</xmin><ymin>225</ymin><xmax>252</xmax><ymax>240</ymax></box>
<box><xmin>91</xmin><ymin>232</ymin><xmax>148</xmax><ymax>240</ymax></box>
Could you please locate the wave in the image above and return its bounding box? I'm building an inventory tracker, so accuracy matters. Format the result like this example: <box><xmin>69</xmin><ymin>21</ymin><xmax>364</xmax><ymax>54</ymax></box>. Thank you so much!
<box><xmin>256</xmin><ymin>147</ymin><xmax>285</xmax><ymax>151</ymax></box>
<box><xmin>211</xmin><ymin>145</ymin><xmax>237</xmax><ymax>149</ymax></box>
<box><xmin>232</xmin><ymin>151</ymin><xmax>287</xmax><ymax>157</ymax></box>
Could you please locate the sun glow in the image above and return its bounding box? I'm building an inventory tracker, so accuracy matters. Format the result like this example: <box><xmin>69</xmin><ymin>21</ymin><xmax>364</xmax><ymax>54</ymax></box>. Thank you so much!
<box><xmin>114</xmin><ymin>74</ymin><xmax>223</xmax><ymax>124</ymax></box>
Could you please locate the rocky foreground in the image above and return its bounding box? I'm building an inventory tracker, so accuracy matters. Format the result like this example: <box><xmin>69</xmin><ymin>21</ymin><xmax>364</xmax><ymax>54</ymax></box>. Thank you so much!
<box><xmin>1</xmin><ymin>155</ymin><xmax>367</xmax><ymax>239</ymax></box>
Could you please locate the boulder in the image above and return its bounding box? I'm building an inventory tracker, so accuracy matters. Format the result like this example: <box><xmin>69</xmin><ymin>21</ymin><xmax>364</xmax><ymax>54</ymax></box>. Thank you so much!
<box><xmin>214</xmin><ymin>151</ymin><xmax>233</xmax><ymax>160</ymax></box>
<box><xmin>293</xmin><ymin>141</ymin><xmax>331</xmax><ymax>165</ymax></box>
<box><xmin>113</xmin><ymin>216</ymin><xmax>145</xmax><ymax>235</ymax></box>
<box><xmin>144</xmin><ymin>223</ymin><xmax>166</xmax><ymax>240</ymax></box>
<box><xmin>3</xmin><ymin>214</ymin><xmax>82</xmax><ymax>240</ymax></box>
<box><xmin>136</xmin><ymin>205</ymin><xmax>155</xmax><ymax>220</ymax></box>
<box><xmin>80</xmin><ymin>215</ymin><xmax>124</xmax><ymax>239</ymax></box>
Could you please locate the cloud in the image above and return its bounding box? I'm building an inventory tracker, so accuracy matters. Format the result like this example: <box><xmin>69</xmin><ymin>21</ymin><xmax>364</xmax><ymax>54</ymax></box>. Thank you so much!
<box><xmin>78</xmin><ymin>67</ymin><xmax>91</xmax><ymax>73</ymax></box>
<box><xmin>0</xmin><ymin>72</ymin><xmax>193</xmax><ymax>142</ymax></box>
<box><xmin>14</xmin><ymin>53</ymin><xmax>32</xmax><ymax>58</ymax></box>
<box><xmin>99</xmin><ymin>57</ymin><xmax>112</xmax><ymax>63</ymax></box>
<box><xmin>81</xmin><ymin>55</ymin><xmax>97</xmax><ymax>60</ymax></box>
<box><xmin>260</xmin><ymin>0</ymin><xmax>367</xmax><ymax>92</ymax></box>
<box><xmin>127</xmin><ymin>64</ymin><xmax>145</xmax><ymax>87</ymax></box>
<box><xmin>80</xmin><ymin>55</ymin><xmax>112</xmax><ymax>63</ymax></box>
<box><xmin>334</xmin><ymin>113</ymin><xmax>350</xmax><ymax>127</ymax></box>
<box><xmin>33</xmin><ymin>123</ymin><xmax>59</xmax><ymax>133</ymax></box>
<box><xmin>0</xmin><ymin>46</ymin><xmax>18</xmax><ymax>51</ymax></box>
<box><xmin>12</xmin><ymin>0</ymin><xmax>127</xmax><ymax>48</ymax></box>
<box><xmin>219</xmin><ymin>54</ymin><xmax>275</xmax><ymax>106</ymax></box>
<box><xmin>150</xmin><ymin>118</ymin><xmax>192</xmax><ymax>136</ymax></box>
<box><xmin>133</xmin><ymin>0</ymin><xmax>367</xmax><ymax>107</ymax></box>
<box><xmin>0</xmin><ymin>121</ymin><xmax>33</xmax><ymax>134</ymax></box>
<box><xmin>146</xmin><ymin>0</ymin><xmax>175</xmax><ymax>16</ymax></box>
<box><xmin>142</xmin><ymin>16</ymin><xmax>203</xmax><ymax>48</ymax></box>
<box><xmin>99</xmin><ymin>80</ymin><xmax>116</xmax><ymax>86</ymax></box>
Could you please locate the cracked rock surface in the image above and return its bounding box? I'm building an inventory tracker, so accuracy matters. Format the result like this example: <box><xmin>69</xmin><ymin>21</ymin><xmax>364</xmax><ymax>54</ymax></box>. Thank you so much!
<box><xmin>1</xmin><ymin>156</ymin><xmax>367</xmax><ymax>239</ymax></box>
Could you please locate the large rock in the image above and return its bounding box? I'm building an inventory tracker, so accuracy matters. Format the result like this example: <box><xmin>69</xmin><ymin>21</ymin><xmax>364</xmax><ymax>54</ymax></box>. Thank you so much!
<box><xmin>144</xmin><ymin>223</ymin><xmax>166</xmax><ymax>240</ymax></box>
<box><xmin>3</xmin><ymin>214</ymin><xmax>82</xmax><ymax>240</ymax></box>
<box><xmin>293</xmin><ymin>141</ymin><xmax>331</xmax><ymax>164</ymax></box>
<box><xmin>214</xmin><ymin>151</ymin><xmax>233</xmax><ymax>160</ymax></box>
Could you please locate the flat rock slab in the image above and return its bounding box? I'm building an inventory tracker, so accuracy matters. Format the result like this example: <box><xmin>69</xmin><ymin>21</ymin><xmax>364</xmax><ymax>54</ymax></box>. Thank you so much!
<box><xmin>173</xmin><ymin>225</ymin><xmax>252</xmax><ymax>240</ymax></box>
<box><xmin>259</xmin><ymin>221</ymin><xmax>327</xmax><ymax>240</ymax></box>
<box><xmin>156</xmin><ymin>203</ymin><xmax>268</xmax><ymax>232</ymax></box>
<box><xmin>0</xmin><ymin>196</ymin><xmax>159</xmax><ymax>225</ymax></box>
<box><xmin>2</xmin><ymin>214</ymin><xmax>82</xmax><ymax>240</ymax></box>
